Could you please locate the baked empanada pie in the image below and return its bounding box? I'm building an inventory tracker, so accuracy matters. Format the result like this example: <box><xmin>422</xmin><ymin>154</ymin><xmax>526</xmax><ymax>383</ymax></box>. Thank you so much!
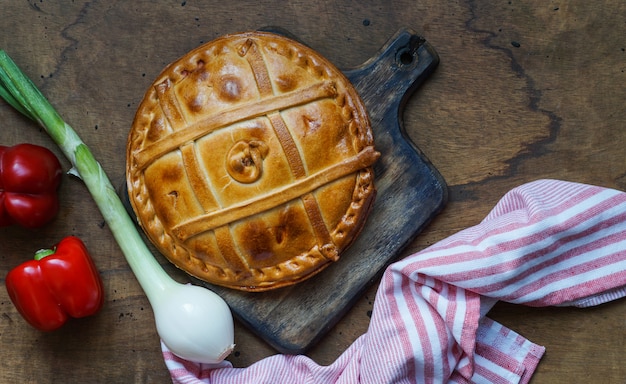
<box><xmin>126</xmin><ymin>31</ymin><xmax>379</xmax><ymax>291</ymax></box>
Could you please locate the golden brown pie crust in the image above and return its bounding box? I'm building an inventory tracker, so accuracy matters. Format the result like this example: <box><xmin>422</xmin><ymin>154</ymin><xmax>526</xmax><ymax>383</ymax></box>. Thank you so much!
<box><xmin>126</xmin><ymin>31</ymin><xmax>379</xmax><ymax>291</ymax></box>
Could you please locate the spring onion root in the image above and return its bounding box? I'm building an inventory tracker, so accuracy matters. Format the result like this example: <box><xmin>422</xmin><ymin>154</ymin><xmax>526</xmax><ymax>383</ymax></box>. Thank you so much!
<box><xmin>0</xmin><ymin>50</ymin><xmax>234</xmax><ymax>364</ymax></box>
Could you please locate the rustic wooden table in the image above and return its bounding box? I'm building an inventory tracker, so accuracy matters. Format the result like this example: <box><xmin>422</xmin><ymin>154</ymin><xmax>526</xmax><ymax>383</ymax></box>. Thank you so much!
<box><xmin>1</xmin><ymin>1</ymin><xmax>624</xmax><ymax>383</ymax></box>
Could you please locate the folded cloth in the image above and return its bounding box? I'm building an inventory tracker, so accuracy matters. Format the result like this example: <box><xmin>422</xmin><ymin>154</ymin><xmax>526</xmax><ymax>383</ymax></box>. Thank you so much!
<box><xmin>162</xmin><ymin>179</ymin><xmax>626</xmax><ymax>384</ymax></box>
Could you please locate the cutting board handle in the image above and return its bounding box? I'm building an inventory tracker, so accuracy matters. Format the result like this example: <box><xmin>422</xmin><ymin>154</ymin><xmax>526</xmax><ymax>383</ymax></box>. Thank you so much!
<box><xmin>344</xmin><ymin>29</ymin><xmax>439</xmax><ymax>121</ymax></box>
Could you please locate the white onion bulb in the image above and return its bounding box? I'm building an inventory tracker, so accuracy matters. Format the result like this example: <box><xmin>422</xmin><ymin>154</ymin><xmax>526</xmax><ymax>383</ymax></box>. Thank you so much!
<box><xmin>154</xmin><ymin>283</ymin><xmax>235</xmax><ymax>364</ymax></box>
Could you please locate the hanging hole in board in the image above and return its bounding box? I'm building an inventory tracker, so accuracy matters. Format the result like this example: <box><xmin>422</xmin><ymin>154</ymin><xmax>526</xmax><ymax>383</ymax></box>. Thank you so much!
<box><xmin>397</xmin><ymin>48</ymin><xmax>415</xmax><ymax>66</ymax></box>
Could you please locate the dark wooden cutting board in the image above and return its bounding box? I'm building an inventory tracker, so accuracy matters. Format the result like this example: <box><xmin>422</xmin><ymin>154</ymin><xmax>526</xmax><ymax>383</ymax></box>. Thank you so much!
<box><xmin>122</xmin><ymin>28</ymin><xmax>447</xmax><ymax>355</ymax></box>
<box><xmin>204</xmin><ymin>28</ymin><xmax>448</xmax><ymax>354</ymax></box>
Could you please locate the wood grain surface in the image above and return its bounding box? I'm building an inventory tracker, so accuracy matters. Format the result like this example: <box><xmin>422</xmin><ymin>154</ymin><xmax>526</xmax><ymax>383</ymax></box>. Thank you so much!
<box><xmin>1</xmin><ymin>1</ymin><xmax>624</xmax><ymax>383</ymax></box>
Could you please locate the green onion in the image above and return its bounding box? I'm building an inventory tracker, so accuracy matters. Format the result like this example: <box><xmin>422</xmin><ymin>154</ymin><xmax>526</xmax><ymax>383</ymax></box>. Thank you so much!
<box><xmin>0</xmin><ymin>50</ymin><xmax>234</xmax><ymax>364</ymax></box>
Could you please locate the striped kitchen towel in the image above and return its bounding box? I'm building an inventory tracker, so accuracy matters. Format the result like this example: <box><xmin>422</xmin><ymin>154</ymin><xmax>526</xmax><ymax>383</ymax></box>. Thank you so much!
<box><xmin>162</xmin><ymin>179</ymin><xmax>626</xmax><ymax>383</ymax></box>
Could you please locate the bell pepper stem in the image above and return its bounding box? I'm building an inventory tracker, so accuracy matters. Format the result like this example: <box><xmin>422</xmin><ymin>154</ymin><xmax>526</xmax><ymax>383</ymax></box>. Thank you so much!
<box><xmin>34</xmin><ymin>248</ymin><xmax>56</xmax><ymax>260</ymax></box>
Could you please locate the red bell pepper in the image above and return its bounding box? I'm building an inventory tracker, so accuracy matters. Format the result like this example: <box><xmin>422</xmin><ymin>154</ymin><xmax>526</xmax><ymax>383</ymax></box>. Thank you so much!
<box><xmin>0</xmin><ymin>143</ymin><xmax>62</xmax><ymax>228</ymax></box>
<box><xmin>5</xmin><ymin>236</ymin><xmax>104</xmax><ymax>331</ymax></box>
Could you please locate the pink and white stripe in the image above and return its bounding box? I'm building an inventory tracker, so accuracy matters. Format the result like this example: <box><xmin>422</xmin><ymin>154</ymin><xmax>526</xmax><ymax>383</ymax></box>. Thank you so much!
<box><xmin>162</xmin><ymin>179</ymin><xmax>626</xmax><ymax>383</ymax></box>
